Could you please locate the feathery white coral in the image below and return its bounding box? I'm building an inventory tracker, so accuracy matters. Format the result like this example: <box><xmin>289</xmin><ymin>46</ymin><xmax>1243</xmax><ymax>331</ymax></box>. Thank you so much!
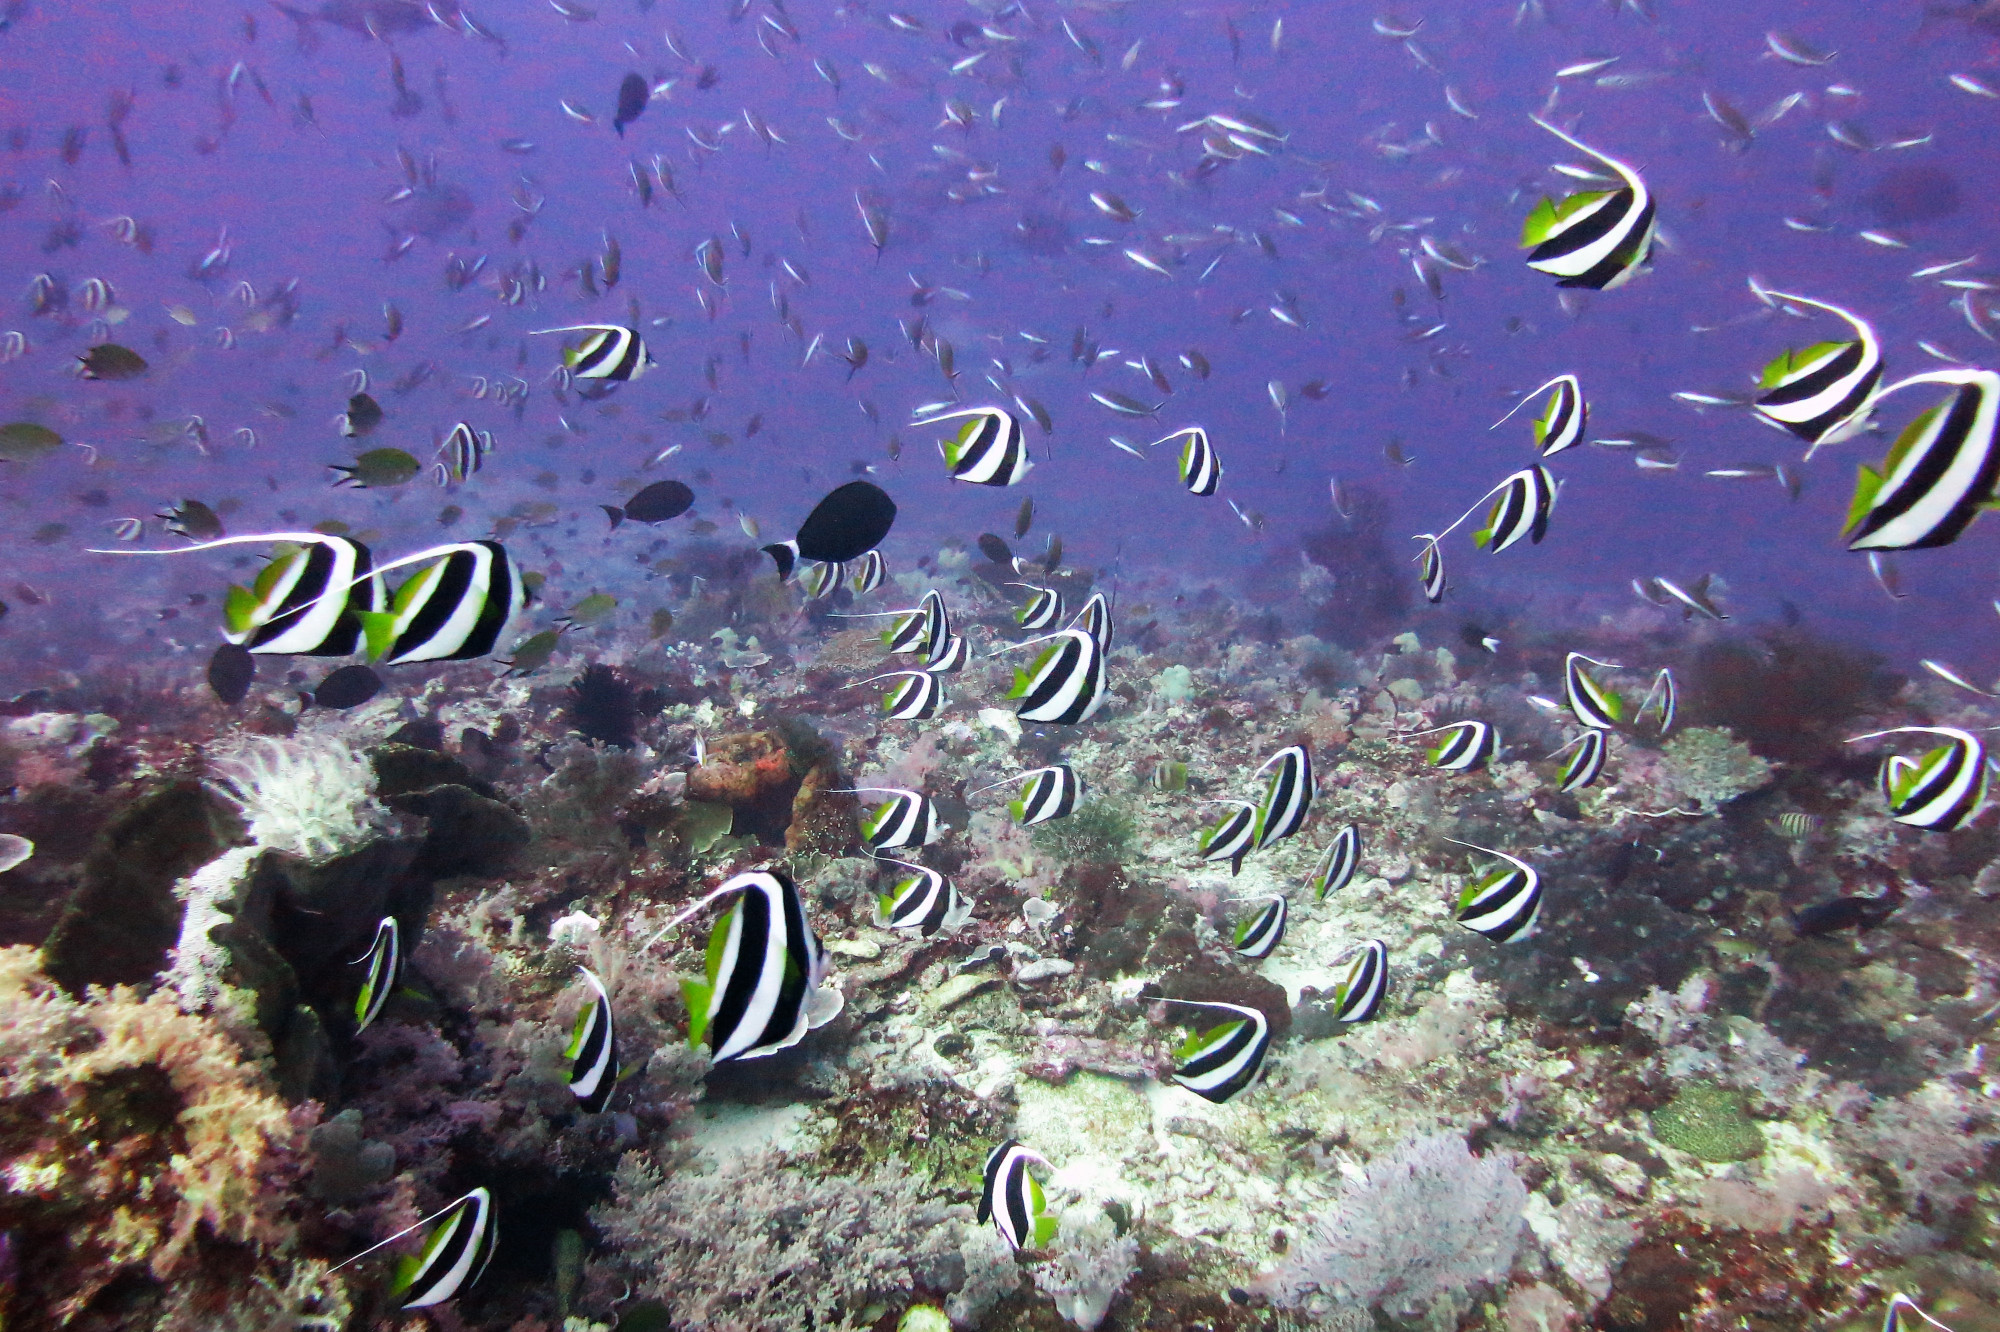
<box><xmin>208</xmin><ymin>736</ymin><xmax>386</xmax><ymax>861</ymax></box>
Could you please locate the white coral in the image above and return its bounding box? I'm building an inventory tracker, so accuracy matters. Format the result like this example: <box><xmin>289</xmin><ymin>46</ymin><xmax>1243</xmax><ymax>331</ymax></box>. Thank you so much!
<box><xmin>208</xmin><ymin>736</ymin><xmax>386</xmax><ymax>861</ymax></box>
<box><xmin>1032</xmin><ymin>1211</ymin><xmax>1140</xmax><ymax>1331</ymax></box>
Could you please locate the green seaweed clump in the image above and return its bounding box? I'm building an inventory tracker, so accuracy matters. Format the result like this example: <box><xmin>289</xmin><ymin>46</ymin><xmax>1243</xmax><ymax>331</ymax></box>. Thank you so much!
<box><xmin>1651</xmin><ymin>1081</ymin><xmax>1765</xmax><ymax>1161</ymax></box>
<box><xmin>1656</xmin><ymin>726</ymin><xmax>1774</xmax><ymax>812</ymax></box>
<box><xmin>1032</xmin><ymin>801</ymin><xmax>1136</xmax><ymax>866</ymax></box>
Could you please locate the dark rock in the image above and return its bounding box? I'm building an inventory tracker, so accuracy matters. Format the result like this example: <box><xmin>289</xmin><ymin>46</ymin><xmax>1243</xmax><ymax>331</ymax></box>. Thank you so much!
<box><xmin>235</xmin><ymin>838</ymin><xmax>428</xmax><ymax>1029</ymax></box>
<box><xmin>41</xmin><ymin>779</ymin><xmax>234</xmax><ymax>994</ymax></box>
<box><xmin>273</xmin><ymin>1003</ymin><xmax>339</xmax><ymax>1104</ymax></box>
<box><xmin>369</xmin><ymin>742</ymin><xmax>499</xmax><ymax>800</ymax></box>
<box><xmin>385</xmin><ymin>717</ymin><xmax>446</xmax><ymax>751</ymax></box>
<box><xmin>389</xmin><ymin>784</ymin><xmax>530</xmax><ymax>879</ymax></box>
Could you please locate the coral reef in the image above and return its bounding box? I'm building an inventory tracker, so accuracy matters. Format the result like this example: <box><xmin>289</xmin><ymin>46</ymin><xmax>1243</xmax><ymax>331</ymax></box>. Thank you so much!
<box><xmin>1650</xmin><ymin>1082</ymin><xmax>1766</xmax><ymax>1163</ymax></box>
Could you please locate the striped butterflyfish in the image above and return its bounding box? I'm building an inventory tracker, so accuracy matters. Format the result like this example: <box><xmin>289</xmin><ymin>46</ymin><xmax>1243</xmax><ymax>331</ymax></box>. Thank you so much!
<box><xmin>358</xmin><ymin>540</ymin><xmax>527</xmax><ymax>665</ymax></box>
<box><xmin>800</xmin><ymin>561</ymin><xmax>846</xmax><ymax>600</ymax></box>
<box><xmin>925</xmin><ymin>628</ymin><xmax>969</xmax><ymax>673</ymax></box>
<box><xmin>857</xmin><ymin>787</ymin><xmax>941</xmax><ymax>851</ymax></box>
<box><xmin>1450</xmin><ymin>840</ymin><xmax>1543</xmax><ymax>942</ymax></box>
<box><xmin>88</xmin><ymin>532</ymin><xmax>386</xmax><ymax>656</ymax></box>
<box><xmin>1003</xmin><ymin>628</ymin><xmax>1108</xmax><ymax>726</ymax></box>
<box><xmin>1331</xmin><ymin>938</ymin><xmax>1389</xmax><ymax>1023</ymax></box>
<box><xmin>1414</xmin><ymin>535</ymin><xmax>1446</xmax><ymax>603</ymax></box>
<box><xmin>1849</xmin><ymin>726</ymin><xmax>1990</xmax><ymax>831</ymax></box>
<box><xmin>1555</xmin><ymin>728</ymin><xmax>1608</xmax><ymax>793</ymax></box>
<box><xmin>1069</xmin><ymin>591</ymin><xmax>1114</xmax><ymax>653</ymax></box>
<box><xmin>1638</xmin><ymin>668</ymin><xmax>1677</xmax><ymax>734</ymax></box>
<box><xmin>869</xmin><ymin>669</ymin><xmax>945</xmax><ymax>720</ymax></box>
<box><xmin>1008</xmin><ymin>764</ymin><xmax>1081</xmax><ymax>825</ymax></box>
<box><xmin>390</xmin><ymin>1187</ymin><xmax>498</xmax><ymax>1310</ymax></box>
<box><xmin>667</xmin><ymin>869</ymin><xmax>842</xmax><ymax>1064</ymax></box>
<box><xmin>1751</xmin><ymin>292</ymin><xmax>1884</xmax><ymax>452</ymax></box>
<box><xmin>1233</xmin><ymin>893</ymin><xmax>1288</xmax><ymax>959</ymax></box>
<box><xmin>531</xmin><ymin>323</ymin><xmax>654</xmax><ymax>381</ymax></box>
<box><xmin>979</xmin><ymin>1139</ymin><xmax>1057</xmax><ymax>1251</ymax></box>
<box><xmin>353</xmin><ymin>915</ymin><xmax>402</xmax><ymax>1033</ymax></box>
<box><xmin>1253</xmin><ymin>744</ymin><xmax>1313</xmax><ymax>848</ymax></box>
<box><xmin>564</xmin><ymin>967</ymin><xmax>620</xmax><ymax>1114</ymax></box>
<box><xmin>1843</xmin><ymin>369</ymin><xmax>2000</xmax><ymax>551</ymax></box>
<box><xmin>1563</xmin><ymin>652</ymin><xmax>1625</xmax><ymax>729</ymax></box>
<box><xmin>1880</xmin><ymin>1292</ymin><xmax>1955</xmax><ymax>1332</ymax></box>
<box><xmin>851</xmin><ymin>549</ymin><xmax>887</xmax><ymax>594</ymax></box>
<box><xmin>1011</xmin><ymin>583</ymin><xmax>1064</xmax><ymax>631</ymax></box>
<box><xmin>1153</xmin><ymin>426</ymin><xmax>1221</xmax><ymax>495</ymax></box>
<box><xmin>927</xmin><ymin>405</ymin><xmax>1033</xmax><ymax>486</ymax></box>
<box><xmin>1473</xmin><ymin>465</ymin><xmax>1557</xmax><ymax>552</ymax></box>
<box><xmin>1310</xmin><ymin>823</ymin><xmax>1361</xmax><ymax>898</ymax></box>
<box><xmin>1161</xmin><ymin>998</ymin><xmax>1271</xmax><ymax>1104</ymax></box>
<box><xmin>1492</xmin><ymin>374</ymin><xmax>1587</xmax><ymax>456</ymax></box>
<box><xmin>433</xmin><ymin>421</ymin><xmax>494</xmax><ymax>485</ymax></box>
<box><xmin>873</xmin><ymin>858</ymin><xmax>973</xmax><ymax>937</ymax></box>
<box><xmin>1415</xmin><ymin>719</ymin><xmax>1499</xmax><ymax>771</ymax></box>
<box><xmin>1199</xmin><ymin>801</ymin><xmax>1261</xmax><ymax>875</ymax></box>
<box><xmin>1152</xmin><ymin>760</ymin><xmax>1189</xmax><ymax>793</ymax></box>
<box><xmin>878</xmin><ymin>589</ymin><xmax>948</xmax><ymax>655</ymax></box>
<box><xmin>1520</xmin><ymin>115</ymin><xmax>1657</xmax><ymax>291</ymax></box>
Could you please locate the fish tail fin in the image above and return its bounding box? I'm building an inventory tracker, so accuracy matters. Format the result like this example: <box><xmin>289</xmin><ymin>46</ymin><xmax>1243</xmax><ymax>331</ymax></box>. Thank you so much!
<box><xmin>762</xmin><ymin>541</ymin><xmax>798</xmax><ymax>580</ymax></box>
<box><xmin>601</xmin><ymin>505</ymin><xmax>625</xmax><ymax>530</ymax></box>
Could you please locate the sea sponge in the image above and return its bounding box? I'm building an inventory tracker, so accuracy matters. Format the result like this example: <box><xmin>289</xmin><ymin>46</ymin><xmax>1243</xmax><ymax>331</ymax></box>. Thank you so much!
<box><xmin>1653</xmin><ymin>727</ymin><xmax>1774</xmax><ymax>812</ymax></box>
<box><xmin>1650</xmin><ymin>1082</ymin><xmax>1765</xmax><ymax>1162</ymax></box>
<box><xmin>207</xmin><ymin>735</ymin><xmax>386</xmax><ymax>861</ymax></box>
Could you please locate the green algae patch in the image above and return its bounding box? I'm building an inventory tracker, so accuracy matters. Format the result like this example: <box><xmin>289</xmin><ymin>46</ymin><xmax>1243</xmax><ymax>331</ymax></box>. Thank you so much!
<box><xmin>1651</xmin><ymin>1082</ymin><xmax>1765</xmax><ymax>1162</ymax></box>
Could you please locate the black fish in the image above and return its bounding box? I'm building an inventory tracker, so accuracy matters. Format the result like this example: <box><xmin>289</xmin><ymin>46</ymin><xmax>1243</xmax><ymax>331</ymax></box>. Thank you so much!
<box><xmin>602</xmin><ymin>479</ymin><xmax>695</xmax><ymax>529</ymax></box>
<box><xmin>159</xmin><ymin>500</ymin><xmax>225</xmax><ymax>541</ymax></box>
<box><xmin>77</xmin><ymin>343</ymin><xmax>148</xmax><ymax>380</ymax></box>
<box><xmin>313</xmin><ymin>663</ymin><xmax>383</xmax><ymax>709</ymax></box>
<box><xmin>761</xmin><ymin>480</ymin><xmax>897</xmax><ymax>579</ymax></box>
<box><xmin>340</xmin><ymin>392</ymin><xmax>384</xmax><ymax>438</ymax></box>
<box><xmin>207</xmin><ymin>643</ymin><xmax>255</xmax><ymax>704</ymax></box>
<box><xmin>613</xmin><ymin>72</ymin><xmax>648</xmax><ymax>136</ymax></box>
<box><xmin>1792</xmin><ymin>892</ymin><xmax>1901</xmax><ymax>936</ymax></box>
<box><xmin>977</xmin><ymin>533</ymin><xmax>1013</xmax><ymax>564</ymax></box>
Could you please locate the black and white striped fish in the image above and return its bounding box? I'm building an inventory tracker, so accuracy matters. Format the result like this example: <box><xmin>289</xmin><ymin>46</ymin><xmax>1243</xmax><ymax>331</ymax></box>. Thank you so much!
<box><xmin>1844</xmin><ymin>369</ymin><xmax>2000</xmax><ymax>551</ymax></box>
<box><xmin>672</xmin><ymin>869</ymin><xmax>842</xmax><ymax>1064</ymax></box>
<box><xmin>1233</xmin><ymin>893</ymin><xmax>1287</xmax><ymax>958</ymax></box>
<box><xmin>1564</xmin><ymin>653</ymin><xmax>1625</xmax><ymax>729</ymax></box>
<box><xmin>859</xmin><ymin>788</ymin><xmax>941</xmax><ymax>850</ymax></box>
<box><xmin>1881</xmin><ymin>1292</ymin><xmax>1956</xmax><ymax>1332</ymax></box>
<box><xmin>880</xmin><ymin>589</ymin><xmax>949</xmax><ymax>655</ymax></box>
<box><xmin>1851</xmin><ymin>726</ymin><xmax>1990</xmax><ymax>830</ymax></box>
<box><xmin>532</xmin><ymin>323</ymin><xmax>654</xmax><ymax>381</ymax></box>
<box><xmin>1003</xmin><ymin>628</ymin><xmax>1108</xmax><ymax>725</ymax></box>
<box><xmin>850</xmin><ymin>549</ymin><xmax>886</xmax><ymax>593</ymax></box>
<box><xmin>1198</xmin><ymin>800</ymin><xmax>1260</xmax><ymax>875</ymax></box>
<box><xmin>1752</xmin><ymin>292</ymin><xmax>1884</xmax><ymax>452</ymax></box>
<box><xmin>870</xmin><ymin>669</ymin><xmax>945</xmax><ymax>720</ymax></box>
<box><xmin>564</xmin><ymin>967</ymin><xmax>619</xmax><ymax>1114</ymax></box>
<box><xmin>1451</xmin><ymin>841</ymin><xmax>1543</xmax><ymax>942</ymax></box>
<box><xmin>1310</xmin><ymin>824</ymin><xmax>1361</xmax><ymax>898</ymax></box>
<box><xmin>1556</xmin><ymin>728</ymin><xmax>1607</xmax><ymax>792</ymax></box>
<box><xmin>359</xmin><ymin>540</ymin><xmax>527</xmax><ymax>665</ymax></box>
<box><xmin>1414</xmin><ymin>535</ymin><xmax>1446</xmax><ymax>603</ymax></box>
<box><xmin>800</xmin><ymin>561</ymin><xmax>845</xmax><ymax>600</ymax></box>
<box><xmin>1011</xmin><ymin>583</ymin><xmax>1064</xmax><ymax>631</ymax></box>
<box><xmin>1639</xmin><ymin>668</ymin><xmax>1677</xmax><ymax>734</ymax></box>
<box><xmin>1521</xmin><ymin>116</ymin><xmax>1657</xmax><ymax>290</ymax></box>
<box><xmin>925</xmin><ymin>629</ymin><xmax>969</xmax><ymax>673</ymax></box>
<box><xmin>1068</xmin><ymin>591</ymin><xmax>1114</xmax><ymax>654</ymax></box>
<box><xmin>1162</xmin><ymin>998</ymin><xmax>1271</xmax><ymax>1103</ymax></box>
<box><xmin>392</xmin><ymin>1187</ymin><xmax>498</xmax><ymax>1310</ymax></box>
<box><xmin>1154</xmin><ymin>426</ymin><xmax>1221</xmax><ymax>495</ymax></box>
<box><xmin>1493</xmin><ymin>374</ymin><xmax>1587</xmax><ymax>456</ymax></box>
<box><xmin>1331</xmin><ymin>939</ymin><xmax>1389</xmax><ymax>1023</ymax></box>
<box><xmin>90</xmin><ymin>532</ymin><xmax>386</xmax><ymax>657</ymax></box>
<box><xmin>979</xmin><ymin>1139</ymin><xmax>1057</xmax><ymax>1251</ymax></box>
<box><xmin>1008</xmin><ymin>764</ymin><xmax>1081</xmax><ymax>824</ymax></box>
<box><xmin>353</xmin><ymin>916</ymin><xmax>401</xmax><ymax>1033</ymax></box>
<box><xmin>1474</xmin><ymin>466</ymin><xmax>1557</xmax><ymax>552</ymax></box>
<box><xmin>874</xmin><ymin>859</ymin><xmax>973</xmax><ymax>937</ymax></box>
<box><xmin>1418</xmin><ymin>720</ymin><xmax>1499</xmax><ymax>771</ymax></box>
<box><xmin>1253</xmin><ymin>745</ymin><xmax>1313</xmax><ymax>848</ymax></box>
<box><xmin>433</xmin><ymin>421</ymin><xmax>494</xmax><ymax>485</ymax></box>
<box><xmin>928</xmin><ymin>405</ymin><xmax>1033</xmax><ymax>485</ymax></box>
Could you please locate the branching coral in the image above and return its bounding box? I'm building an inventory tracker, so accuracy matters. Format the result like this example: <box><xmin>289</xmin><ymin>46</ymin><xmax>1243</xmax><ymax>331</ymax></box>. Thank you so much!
<box><xmin>1260</xmin><ymin>1132</ymin><xmax>1526</xmax><ymax>1319</ymax></box>
<box><xmin>0</xmin><ymin>945</ymin><xmax>339</xmax><ymax>1327</ymax></box>
<box><xmin>593</xmin><ymin>1149</ymin><xmax>968</xmax><ymax>1332</ymax></box>
<box><xmin>1031</xmin><ymin>1209</ymin><xmax>1141</xmax><ymax>1330</ymax></box>
<box><xmin>207</xmin><ymin>735</ymin><xmax>386</xmax><ymax>860</ymax></box>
